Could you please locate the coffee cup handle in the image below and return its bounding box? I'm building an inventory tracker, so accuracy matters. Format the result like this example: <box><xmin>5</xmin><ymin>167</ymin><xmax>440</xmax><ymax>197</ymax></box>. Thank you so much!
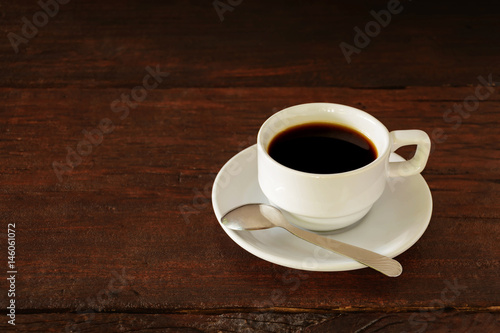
<box><xmin>388</xmin><ymin>130</ymin><xmax>431</xmax><ymax>177</ymax></box>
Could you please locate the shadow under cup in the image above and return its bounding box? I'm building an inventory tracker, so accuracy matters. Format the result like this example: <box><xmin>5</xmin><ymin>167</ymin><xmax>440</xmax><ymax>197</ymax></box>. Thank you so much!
<box><xmin>257</xmin><ymin>103</ymin><xmax>424</xmax><ymax>231</ymax></box>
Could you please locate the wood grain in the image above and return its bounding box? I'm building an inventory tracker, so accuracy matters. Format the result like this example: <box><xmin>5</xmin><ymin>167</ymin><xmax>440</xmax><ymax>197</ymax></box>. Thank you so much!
<box><xmin>1</xmin><ymin>1</ymin><xmax>500</xmax><ymax>88</ymax></box>
<box><xmin>1</xmin><ymin>311</ymin><xmax>498</xmax><ymax>332</ymax></box>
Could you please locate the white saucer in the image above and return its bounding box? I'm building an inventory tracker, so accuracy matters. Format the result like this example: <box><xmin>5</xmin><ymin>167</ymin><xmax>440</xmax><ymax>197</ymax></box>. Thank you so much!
<box><xmin>212</xmin><ymin>145</ymin><xmax>433</xmax><ymax>272</ymax></box>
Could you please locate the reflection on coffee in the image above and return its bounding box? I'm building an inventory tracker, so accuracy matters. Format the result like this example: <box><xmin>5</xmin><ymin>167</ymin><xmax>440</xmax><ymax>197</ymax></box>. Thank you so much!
<box><xmin>268</xmin><ymin>122</ymin><xmax>377</xmax><ymax>174</ymax></box>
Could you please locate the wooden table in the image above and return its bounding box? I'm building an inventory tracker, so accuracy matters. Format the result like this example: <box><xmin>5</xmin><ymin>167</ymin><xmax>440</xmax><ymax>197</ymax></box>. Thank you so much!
<box><xmin>1</xmin><ymin>0</ymin><xmax>499</xmax><ymax>331</ymax></box>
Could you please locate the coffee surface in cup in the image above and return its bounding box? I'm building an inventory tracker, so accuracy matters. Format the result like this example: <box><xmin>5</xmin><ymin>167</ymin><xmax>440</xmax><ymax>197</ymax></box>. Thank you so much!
<box><xmin>268</xmin><ymin>122</ymin><xmax>377</xmax><ymax>174</ymax></box>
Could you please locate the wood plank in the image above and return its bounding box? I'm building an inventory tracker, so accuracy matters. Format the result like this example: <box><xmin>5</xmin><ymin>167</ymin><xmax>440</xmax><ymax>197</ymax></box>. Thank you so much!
<box><xmin>1</xmin><ymin>1</ymin><xmax>499</xmax><ymax>88</ymax></box>
<box><xmin>0</xmin><ymin>86</ymin><xmax>498</xmax><ymax>314</ymax></box>
<box><xmin>2</xmin><ymin>311</ymin><xmax>498</xmax><ymax>332</ymax></box>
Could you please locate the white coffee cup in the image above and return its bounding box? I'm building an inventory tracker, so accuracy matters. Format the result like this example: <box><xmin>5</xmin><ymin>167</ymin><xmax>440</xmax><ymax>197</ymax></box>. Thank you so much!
<box><xmin>257</xmin><ymin>103</ymin><xmax>431</xmax><ymax>231</ymax></box>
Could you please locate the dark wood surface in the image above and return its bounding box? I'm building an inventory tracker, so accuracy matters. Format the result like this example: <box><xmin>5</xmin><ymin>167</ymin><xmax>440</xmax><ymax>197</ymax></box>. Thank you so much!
<box><xmin>1</xmin><ymin>0</ymin><xmax>499</xmax><ymax>332</ymax></box>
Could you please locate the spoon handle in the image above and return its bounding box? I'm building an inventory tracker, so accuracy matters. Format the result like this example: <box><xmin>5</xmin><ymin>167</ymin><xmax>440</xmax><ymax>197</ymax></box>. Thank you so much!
<box><xmin>282</xmin><ymin>224</ymin><xmax>402</xmax><ymax>277</ymax></box>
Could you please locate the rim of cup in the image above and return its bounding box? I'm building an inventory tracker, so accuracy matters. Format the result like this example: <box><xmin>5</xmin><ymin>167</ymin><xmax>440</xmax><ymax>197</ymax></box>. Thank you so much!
<box><xmin>257</xmin><ymin>103</ymin><xmax>391</xmax><ymax>178</ymax></box>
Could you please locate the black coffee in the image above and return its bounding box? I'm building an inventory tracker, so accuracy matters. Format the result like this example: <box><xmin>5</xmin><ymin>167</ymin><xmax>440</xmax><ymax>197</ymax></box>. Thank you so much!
<box><xmin>268</xmin><ymin>122</ymin><xmax>377</xmax><ymax>174</ymax></box>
